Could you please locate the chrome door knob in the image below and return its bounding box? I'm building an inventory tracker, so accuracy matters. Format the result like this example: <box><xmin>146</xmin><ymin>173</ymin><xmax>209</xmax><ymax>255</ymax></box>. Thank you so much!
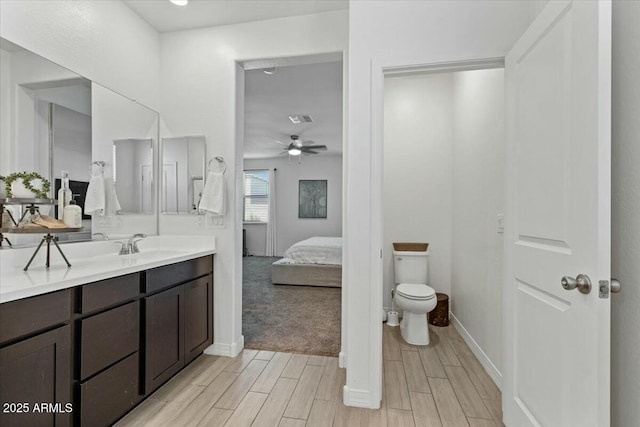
<box><xmin>611</xmin><ymin>278</ymin><xmax>622</xmax><ymax>294</ymax></box>
<box><xmin>561</xmin><ymin>274</ymin><xmax>592</xmax><ymax>294</ymax></box>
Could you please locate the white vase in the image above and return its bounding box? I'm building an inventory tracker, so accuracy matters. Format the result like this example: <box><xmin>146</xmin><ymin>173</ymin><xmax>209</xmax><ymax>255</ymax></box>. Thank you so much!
<box><xmin>10</xmin><ymin>178</ymin><xmax>44</xmax><ymax>199</ymax></box>
<box><xmin>0</xmin><ymin>179</ymin><xmax>5</xmax><ymax>199</ymax></box>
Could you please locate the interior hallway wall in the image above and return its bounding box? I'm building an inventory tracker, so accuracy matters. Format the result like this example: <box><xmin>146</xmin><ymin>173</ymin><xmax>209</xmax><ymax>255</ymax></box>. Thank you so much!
<box><xmin>347</xmin><ymin>0</ymin><xmax>534</xmax><ymax>406</ymax></box>
<box><xmin>451</xmin><ymin>68</ymin><xmax>505</xmax><ymax>381</ymax></box>
<box><xmin>611</xmin><ymin>1</ymin><xmax>640</xmax><ymax>426</ymax></box>
<box><xmin>158</xmin><ymin>10</ymin><xmax>348</xmax><ymax>356</ymax></box>
<box><xmin>383</xmin><ymin>74</ymin><xmax>454</xmax><ymax>307</ymax></box>
<box><xmin>244</xmin><ymin>155</ymin><xmax>343</xmax><ymax>257</ymax></box>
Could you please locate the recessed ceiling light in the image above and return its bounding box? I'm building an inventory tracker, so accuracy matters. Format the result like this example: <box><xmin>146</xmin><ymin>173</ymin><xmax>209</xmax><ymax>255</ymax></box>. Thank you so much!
<box><xmin>263</xmin><ymin>68</ymin><xmax>276</xmax><ymax>75</ymax></box>
<box><xmin>170</xmin><ymin>0</ymin><xmax>188</xmax><ymax>6</ymax></box>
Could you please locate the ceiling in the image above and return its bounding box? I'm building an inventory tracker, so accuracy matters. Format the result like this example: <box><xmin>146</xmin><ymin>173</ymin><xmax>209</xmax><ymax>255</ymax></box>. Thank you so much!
<box><xmin>243</xmin><ymin>60</ymin><xmax>343</xmax><ymax>159</ymax></box>
<box><xmin>123</xmin><ymin>0</ymin><xmax>348</xmax><ymax>33</ymax></box>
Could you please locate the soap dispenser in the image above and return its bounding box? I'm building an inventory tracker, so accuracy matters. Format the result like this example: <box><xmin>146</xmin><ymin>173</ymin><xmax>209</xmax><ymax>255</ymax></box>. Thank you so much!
<box><xmin>57</xmin><ymin>171</ymin><xmax>72</xmax><ymax>220</ymax></box>
<box><xmin>63</xmin><ymin>195</ymin><xmax>82</xmax><ymax>228</ymax></box>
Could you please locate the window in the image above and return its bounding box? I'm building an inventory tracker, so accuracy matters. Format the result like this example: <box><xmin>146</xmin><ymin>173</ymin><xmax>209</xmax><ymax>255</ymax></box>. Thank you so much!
<box><xmin>243</xmin><ymin>170</ymin><xmax>269</xmax><ymax>222</ymax></box>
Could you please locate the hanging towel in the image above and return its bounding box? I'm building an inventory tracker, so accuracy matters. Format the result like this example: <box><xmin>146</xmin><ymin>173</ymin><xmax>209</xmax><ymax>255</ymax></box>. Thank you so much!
<box><xmin>199</xmin><ymin>171</ymin><xmax>225</xmax><ymax>215</ymax></box>
<box><xmin>85</xmin><ymin>174</ymin><xmax>106</xmax><ymax>216</ymax></box>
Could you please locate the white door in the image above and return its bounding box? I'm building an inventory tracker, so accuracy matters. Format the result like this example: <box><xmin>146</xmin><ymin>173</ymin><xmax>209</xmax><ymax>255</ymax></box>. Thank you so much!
<box><xmin>503</xmin><ymin>1</ymin><xmax>611</xmax><ymax>426</ymax></box>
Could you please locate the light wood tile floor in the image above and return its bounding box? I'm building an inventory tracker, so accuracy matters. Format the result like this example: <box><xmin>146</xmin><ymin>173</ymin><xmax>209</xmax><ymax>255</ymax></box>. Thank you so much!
<box><xmin>116</xmin><ymin>324</ymin><xmax>502</xmax><ymax>426</ymax></box>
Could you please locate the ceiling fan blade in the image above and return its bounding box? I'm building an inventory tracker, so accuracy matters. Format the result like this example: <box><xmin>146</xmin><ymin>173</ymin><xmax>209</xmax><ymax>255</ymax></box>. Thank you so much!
<box><xmin>272</xmin><ymin>140</ymin><xmax>289</xmax><ymax>146</ymax></box>
<box><xmin>301</xmin><ymin>140</ymin><xmax>315</xmax><ymax>145</ymax></box>
<box><xmin>302</xmin><ymin>150</ymin><xmax>319</xmax><ymax>154</ymax></box>
<box><xmin>303</xmin><ymin>145</ymin><xmax>327</xmax><ymax>150</ymax></box>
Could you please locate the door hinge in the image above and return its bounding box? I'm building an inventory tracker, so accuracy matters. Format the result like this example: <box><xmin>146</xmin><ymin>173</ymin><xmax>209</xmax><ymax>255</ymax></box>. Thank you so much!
<box><xmin>380</xmin><ymin>249</ymin><xmax>383</xmax><ymax>259</ymax></box>
<box><xmin>599</xmin><ymin>280</ymin><xmax>609</xmax><ymax>299</ymax></box>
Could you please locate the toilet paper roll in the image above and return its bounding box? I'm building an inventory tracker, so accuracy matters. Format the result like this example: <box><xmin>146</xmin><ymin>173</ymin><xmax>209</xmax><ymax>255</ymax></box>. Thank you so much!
<box><xmin>387</xmin><ymin>311</ymin><xmax>400</xmax><ymax>327</ymax></box>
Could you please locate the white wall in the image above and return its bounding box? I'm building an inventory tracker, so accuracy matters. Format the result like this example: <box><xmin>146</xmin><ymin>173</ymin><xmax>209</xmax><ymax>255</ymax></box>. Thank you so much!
<box><xmin>611</xmin><ymin>1</ymin><xmax>640</xmax><ymax>426</ymax></box>
<box><xmin>159</xmin><ymin>10</ymin><xmax>348</xmax><ymax>357</ymax></box>
<box><xmin>451</xmin><ymin>68</ymin><xmax>505</xmax><ymax>379</ymax></box>
<box><xmin>347</xmin><ymin>0</ymin><xmax>532</xmax><ymax>408</ymax></box>
<box><xmin>383</xmin><ymin>74</ymin><xmax>453</xmax><ymax>308</ymax></box>
<box><xmin>244</xmin><ymin>155</ymin><xmax>343</xmax><ymax>256</ymax></box>
<box><xmin>0</xmin><ymin>0</ymin><xmax>160</xmax><ymax>110</ymax></box>
<box><xmin>52</xmin><ymin>104</ymin><xmax>92</xmax><ymax>182</ymax></box>
<box><xmin>0</xmin><ymin>49</ymin><xmax>11</xmax><ymax>175</ymax></box>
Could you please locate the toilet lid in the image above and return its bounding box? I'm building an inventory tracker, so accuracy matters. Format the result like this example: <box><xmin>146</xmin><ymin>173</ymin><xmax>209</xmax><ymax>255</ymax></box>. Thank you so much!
<box><xmin>396</xmin><ymin>283</ymin><xmax>436</xmax><ymax>300</ymax></box>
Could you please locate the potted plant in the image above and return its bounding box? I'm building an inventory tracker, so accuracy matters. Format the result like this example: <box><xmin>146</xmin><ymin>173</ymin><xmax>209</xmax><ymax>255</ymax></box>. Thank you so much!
<box><xmin>4</xmin><ymin>171</ymin><xmax>51</xmax><ymax>199</ymax></box>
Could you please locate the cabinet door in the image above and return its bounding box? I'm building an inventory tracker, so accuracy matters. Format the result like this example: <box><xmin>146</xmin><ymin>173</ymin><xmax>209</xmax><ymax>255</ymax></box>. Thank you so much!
<box><xmin>0</xmin><ymin>326</ymin><xmax>71</xmax><ymax>427</ymax></box>
<box><xmin>144</xmin><ymin>286</ymin><xmax>184</xmax><ymax>393</ymax></box>
<box><xmin>184</xmin><ymin>274</ymin><xmax>213</xmax><ymax>363</ymax></box>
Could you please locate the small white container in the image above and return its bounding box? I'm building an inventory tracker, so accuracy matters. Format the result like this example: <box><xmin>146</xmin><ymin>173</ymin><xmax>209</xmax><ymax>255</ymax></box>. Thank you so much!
<box><xmin>11</xmin><ymin>178</ymin><xmax>44</xmax><ymax>199</ymax></box>
<box><xmin>63</xmin><ymin>199</ymin><xmax>82</xmax><ymax>228</ymax></box>
<box><xmin>387</xmin><ymin>311</ymin><xmax>400</xmax><ymax>327</ymax></box>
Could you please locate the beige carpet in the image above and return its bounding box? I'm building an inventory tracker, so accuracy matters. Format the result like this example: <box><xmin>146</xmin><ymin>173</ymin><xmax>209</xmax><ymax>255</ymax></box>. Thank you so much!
<box><xmin>242</xmin><ymin>256</ymin><xmax>341</xmax><ymax>356</ymax></box>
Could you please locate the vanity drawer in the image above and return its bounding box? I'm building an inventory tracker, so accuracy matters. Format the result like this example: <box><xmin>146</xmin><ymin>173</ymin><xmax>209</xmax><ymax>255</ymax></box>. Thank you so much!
<box><xmin>0</xmin><ymin>289</ymin><xmax>70</xmax><ymax>344</ymax></box>
<box><xmin>80</xmin><ymin>301</ymin><xmax>139</xmax><ymax>380</ymax></box>
<box><xmin>80</xmin><ymin>351</ymin><xmax>139</xmax><ymax>427</ymax></box>
<box><xmin>145</xmin><ymin>256</ymin><xmax>213</xmax><ymax>294</ymax></box>
<box><xmin>80</xmin><ymin>273</ymin><xmax>140</xmax><ymax>313</ymax></box>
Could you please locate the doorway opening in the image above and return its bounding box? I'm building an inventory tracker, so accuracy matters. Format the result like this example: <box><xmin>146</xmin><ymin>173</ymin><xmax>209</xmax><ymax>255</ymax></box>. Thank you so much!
<box><xmin>381</xmin><ymin>64</ymin><xmax>505</xmax><ymax>422</ymax></box>
<box><xmin>239</xmin><ymin>54</ymin><xmax>344</xmax><ymax>357</ymax></box>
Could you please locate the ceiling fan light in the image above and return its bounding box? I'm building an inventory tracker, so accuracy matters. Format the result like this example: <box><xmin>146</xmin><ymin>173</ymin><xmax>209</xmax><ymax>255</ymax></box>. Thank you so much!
<box><xmin>170</xmin><ymin>0</ymin><xmax>189</xmax><ymax>6</ymax></box>
<box><xmin>288</xmin><ymin>148</ymin><xmax>302</xmax><ymax>156</ymax></box>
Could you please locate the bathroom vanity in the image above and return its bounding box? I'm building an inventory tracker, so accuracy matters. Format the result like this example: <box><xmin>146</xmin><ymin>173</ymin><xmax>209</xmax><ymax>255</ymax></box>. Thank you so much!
<box><xmin>0</xmin><ymin>238</ymin><xmax>215</xmax><ymax>427</ymax></box>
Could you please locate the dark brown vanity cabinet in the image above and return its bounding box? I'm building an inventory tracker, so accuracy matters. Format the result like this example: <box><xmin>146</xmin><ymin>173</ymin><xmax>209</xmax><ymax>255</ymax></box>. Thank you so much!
<box><xmin>0</xmin><ymin>255</ymin><xmax>214</xmax><ymax>427</ymax></box>
<box><xmin>145</xmin><ymin>257</ymin><xmax>214</xmax><ymax>394</ymax></box>
<box><xmin>184</xmin><ymin>274</ymin><xmax>214</xmax><ymax>364</ymax></box>
<box><xmin>145</xmin><ymin>285</ymin><xmax>185</xmax><ymax>393</ymax></box>
<box><xmin>0</xmin><ymin>326</ymin><xmax>72</xmax><ymax>427</ymax></box>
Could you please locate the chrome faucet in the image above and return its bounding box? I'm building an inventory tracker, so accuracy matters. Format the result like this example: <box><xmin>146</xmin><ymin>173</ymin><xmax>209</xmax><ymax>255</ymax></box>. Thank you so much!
<box><xmin>115</xmin><ymin>233</ymin><xmax>147</xmax><ymax>255</ymax></box>
<box><xmin>127</xmin><ymin>233</ymin><xmax>147</xmax><ymax>254</ymax></box>
<box><xmin>92</xmin><ymin>232</ymin><xmax>109</xmax><ymax>240</ymax></box>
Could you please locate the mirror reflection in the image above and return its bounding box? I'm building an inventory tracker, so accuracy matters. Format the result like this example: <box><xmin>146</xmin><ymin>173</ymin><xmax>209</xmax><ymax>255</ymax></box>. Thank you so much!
<box><xmin>113</xmin><ymin>138</ymin><xmax>154</xmax><ymax>215</ymax></box>
<box><xmin>0</xmin><ymin>37</ymin><xmax>93</xmax><ymax>243</ymax></box>
<box><xmin>1</xmin><ymin>37</ymin><xmax>161</xmax><ymax>246</ymax></box>
<box><xmin>161</xmin><ymin>136</ymin><xmax>206</xmax><ymax>214</ymax></box>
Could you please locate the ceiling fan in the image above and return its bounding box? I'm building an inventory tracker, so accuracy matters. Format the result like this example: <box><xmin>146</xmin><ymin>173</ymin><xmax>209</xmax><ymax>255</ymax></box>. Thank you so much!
<box><xmin>273</xmin><ymin>135</ymin><xmax>327</xmax><ymax>156</ymax></box>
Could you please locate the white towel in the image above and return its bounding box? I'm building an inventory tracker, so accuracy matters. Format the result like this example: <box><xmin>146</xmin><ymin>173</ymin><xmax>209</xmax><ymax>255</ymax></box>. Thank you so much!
<box><xmin>85</xmin><ymin>174</ymin><xmax>106</xmax><ymax>216</ymax></box>
<box><xmin>199</xmin><ymin>171</ymin><xmax>225</xmax><ymax>215</ymax></box>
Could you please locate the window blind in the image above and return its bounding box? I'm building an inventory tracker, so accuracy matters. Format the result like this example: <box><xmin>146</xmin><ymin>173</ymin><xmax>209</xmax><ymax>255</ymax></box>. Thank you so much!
<box><xmin>243</xmin><ymin>170</ymin><xmax>269</xmax><ymax>222</ymax></box>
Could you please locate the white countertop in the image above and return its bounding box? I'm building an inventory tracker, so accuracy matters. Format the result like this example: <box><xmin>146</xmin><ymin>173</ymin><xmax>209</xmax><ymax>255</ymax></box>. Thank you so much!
<box><xmin>0</xmin><ymin>235</ymin><xmax>216</xmax><ymax>303</ymax></box>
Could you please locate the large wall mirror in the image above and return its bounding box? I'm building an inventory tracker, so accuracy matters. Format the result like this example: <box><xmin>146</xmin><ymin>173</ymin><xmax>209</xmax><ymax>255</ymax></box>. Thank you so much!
<box><xmin>0</xmin><ymin>37</ymin><xmax>159</xmax><ymax>245</ymax></box>
<box><xmin>161</xmin><ymin>136</ymin><xmax>206</xmax><ymax>215</ymax></box>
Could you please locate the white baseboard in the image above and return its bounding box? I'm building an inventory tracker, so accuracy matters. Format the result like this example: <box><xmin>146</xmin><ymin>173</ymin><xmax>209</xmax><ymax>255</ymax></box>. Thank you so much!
<box><xmin>343</xmin><ymin>386</ymin><xmax>377</xmax><ymax>408</ymax></box>
<box><xmin>204</xmin><ymin>335</ymin><xmax>244</xmax><ymax>357</ymax></box>
<box><xmin>449</xmin><ymin>312</ymin><xmax>503</xmax><ymax>390</ymax></box>
<box><xmin>339</xmin><ymin>352</ymin><xmax>346</xmax><ymax>369</ymax></box>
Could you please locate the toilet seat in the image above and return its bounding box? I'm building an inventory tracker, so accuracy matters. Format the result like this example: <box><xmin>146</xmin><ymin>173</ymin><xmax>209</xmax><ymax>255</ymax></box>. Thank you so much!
<box><xmin>396</xmin><ymin>283</ymin><xmax>436</xmax><ymax>300</ymax></box>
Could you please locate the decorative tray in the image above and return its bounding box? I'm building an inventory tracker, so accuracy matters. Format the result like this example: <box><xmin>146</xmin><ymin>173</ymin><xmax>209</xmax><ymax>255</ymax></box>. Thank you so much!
<box><xmin>1</xmin><ymin>198</ymin><xmax>57</xmax><ymax>205</ymax></box>
<box><xmin>0</xmin><ymin>227</ymin><xmax>83</xmax><ymax>234</ymax></box>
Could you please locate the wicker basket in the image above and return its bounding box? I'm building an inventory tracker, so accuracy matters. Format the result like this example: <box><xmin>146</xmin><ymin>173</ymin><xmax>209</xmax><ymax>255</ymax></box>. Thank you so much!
<box><xmin>392</xmin><ymin>242</ymin><xmax>429</xmax><ymax>252</ymax></box>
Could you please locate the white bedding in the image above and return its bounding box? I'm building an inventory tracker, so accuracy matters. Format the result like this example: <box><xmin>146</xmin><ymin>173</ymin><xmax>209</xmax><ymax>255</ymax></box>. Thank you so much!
<box><xmin>282</xmin><ymin>237</ymin><xmax>342</xmax><ymax>266</ymax></box>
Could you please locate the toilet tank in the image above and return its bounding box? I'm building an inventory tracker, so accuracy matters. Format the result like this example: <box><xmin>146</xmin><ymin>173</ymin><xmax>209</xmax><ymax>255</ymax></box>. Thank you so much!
<box><xmin>393</xmin><ymin>250</ymin><xmax>429</xmax><ymax>284</ymax></box>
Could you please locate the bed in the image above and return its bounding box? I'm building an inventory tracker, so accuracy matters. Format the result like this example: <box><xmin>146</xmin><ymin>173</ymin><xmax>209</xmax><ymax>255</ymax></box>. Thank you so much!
<box><xmin>271</xmin><ymin>237</ymin><xmax>342</xmax><ymax>287</ymax></box>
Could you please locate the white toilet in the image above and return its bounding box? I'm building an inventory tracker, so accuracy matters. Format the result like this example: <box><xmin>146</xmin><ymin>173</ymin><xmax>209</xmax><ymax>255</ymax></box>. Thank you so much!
<box><xmin>393</xmin><ymin>250</ymin><xmax>437</xmax><ymax>345</ymax></box>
